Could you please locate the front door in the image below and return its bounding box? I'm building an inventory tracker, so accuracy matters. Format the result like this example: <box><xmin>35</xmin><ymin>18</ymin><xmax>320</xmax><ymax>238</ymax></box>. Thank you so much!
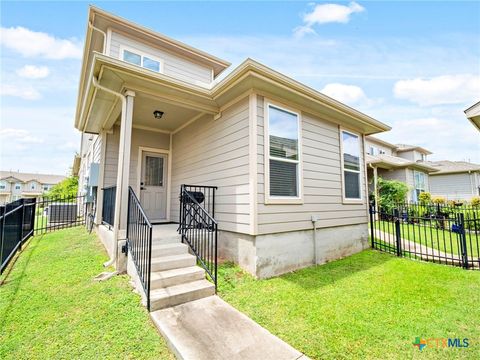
<box><xmin>140</xmin><ymin>152</ymin><xmax>167</xmax><ymax>221</ymax></box>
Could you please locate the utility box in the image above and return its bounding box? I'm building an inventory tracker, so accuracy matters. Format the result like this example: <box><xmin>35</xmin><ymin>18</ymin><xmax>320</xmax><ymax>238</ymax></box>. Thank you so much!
<box><xmin>47</xmin><ymin>203</ymin><xmax>77</xmax><ymax>223</ymax></box>
<box><xmin>87</xmin><ymin>163</ymin><xmax>100</xmax><ymax>187</ymax></box>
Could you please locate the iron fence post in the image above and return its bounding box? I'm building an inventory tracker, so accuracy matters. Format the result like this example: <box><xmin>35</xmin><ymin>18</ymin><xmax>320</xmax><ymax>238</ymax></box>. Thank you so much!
<box><xmin>369</xmin><ymin>204</ymin><xmax>375</xmax><ymax>249</ymax></box>
<box><xmin>19</xmin><ymin>200</ymin><xmax>25</xmax><ymax>250</ymax></box>
<box><xmin>394</xmin><ymin>208</ymin><xmax>402</xmax><ymax>257</ymax></box>
<box><xmin>458</xmin><ymin>213</ymin><xmax>469</xmax><ymax>269</ymax></box>
<box><xmin>0</xmin><ymin>214</ymin><xmax>4</xmax><ymax>274</ymax></box>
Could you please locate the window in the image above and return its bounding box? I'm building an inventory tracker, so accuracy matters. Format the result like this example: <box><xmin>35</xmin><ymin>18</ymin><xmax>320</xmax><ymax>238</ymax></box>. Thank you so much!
<box><xmin>266</xmin><ymin>103</ymin><xmax>301</xmax><ymax>200</ymax></box>
<box><xmin>121</xmin><ymin>46</ymin><xmax>162</xmax><ymax>73</ymax></box>
<box><xmin>30</xmin><ymin>182</ymin><xmax>36</xmax><ymax>190</ymax></box>
<box><xmin>368</xmin><ymin>146</ymin><xmax>378</xmax><ymax>155</ymax></box>
<box><xmin>341</xmin><ymin>130</ymin><xmax>362</xmax><ymax>200</ymax></box>
<box><xmin>43</xmin><ymin>185</ymin><xmax>49</xmax><ymax>191</ymax></box>
<box><xmin>0</xmin><ymin>181</ymin><xmax>5</xmax><ymax>190</ymax></box>
<box><xmin>15</xmin><ymin>183</ymin><xmax>21</xmax><ymax>190</ymax></box>
<box><xmin>379</xmin><ymin>149</ymin><xmax>386</xmax><ymax>155</ymax></box>
<box><xmin>414</xmin><ymin>171</ymin><xmax>426</xmax><ymax>200</ymax></box>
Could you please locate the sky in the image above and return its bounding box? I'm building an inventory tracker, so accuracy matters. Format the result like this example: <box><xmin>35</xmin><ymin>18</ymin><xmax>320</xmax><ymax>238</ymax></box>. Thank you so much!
<box><xmin>0</xmin><ymin>1</ymin><xmax>479</xmax><ymax>175</ymax></box>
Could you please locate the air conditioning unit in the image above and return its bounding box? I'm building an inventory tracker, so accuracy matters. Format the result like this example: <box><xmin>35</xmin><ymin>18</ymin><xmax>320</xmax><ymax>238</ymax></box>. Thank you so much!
<box><xmin>47</xmin><ymin>203</ymin><xmax>77</xmax><ymax>223</ymax></box>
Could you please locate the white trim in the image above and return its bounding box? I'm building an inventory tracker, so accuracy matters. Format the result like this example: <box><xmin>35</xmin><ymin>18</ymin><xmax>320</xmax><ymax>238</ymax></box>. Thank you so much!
<box><xmin>132</xmin><ymin>124</ymin><xmax>171</xmax><ymax>134</ymax></box>
<box><xmin>136</xmin><ymin>146</ymin><xmax>171</xmax><ymax>221</ymax></box>
<box><xmin>248</xmin><ymin>93</ymin><xmax>258</xmax><ymax>234</ymax></box>
<box><xmin>105</xmin><ymin>27</ymin><xmax>112</xmax><ymax>56</ymax></box>
<box><xmin>263</xmin><ymin>99</ymin><xmax>303</xmax><ymax>205</ymax></box>
<box><xmin>119</xmin><ymin>44</ymin><xmax>164</xmax><ymax>74</ymax></box>
<box><xmin>95</xmin><ymin>130</ymin><xmax>107</xmax><ymax>225</ymax></box>
<box><xmin>339</xmin><ymin>127</ymin><xmax>363</xmax><ymax>204</ymax></box>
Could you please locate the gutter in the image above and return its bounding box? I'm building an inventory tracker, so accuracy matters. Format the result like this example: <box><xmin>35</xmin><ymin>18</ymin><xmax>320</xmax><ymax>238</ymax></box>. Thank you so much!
<box><xmin>91</xmin><ymin>76</ymin><xmax>126</xmax><ymax>269</ymax></box>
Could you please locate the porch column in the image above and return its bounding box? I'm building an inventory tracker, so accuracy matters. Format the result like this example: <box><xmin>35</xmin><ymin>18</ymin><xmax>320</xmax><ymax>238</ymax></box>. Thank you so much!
<box><xmin>113</xmin><ymin>90</ymin><xmax>135</xmax><ymax>245</ymax></box>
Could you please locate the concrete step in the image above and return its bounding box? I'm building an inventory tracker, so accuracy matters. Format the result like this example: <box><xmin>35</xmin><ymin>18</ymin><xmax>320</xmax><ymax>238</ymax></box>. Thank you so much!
<box><xmin>150</xmin><ymin>243</ymin><xmax>189</xmax><ymax>257</ymax></box>
<box><xmin>151</xmin><ymin>253</ymin><xmax>197</xmax><ymax>272</ymax></box>
<box><xmin>150</xmin><ymin>279</ymin><xmax>215</xmax><ymax>311</ymax></box>
<box><xmin>152</xmin><ymin>235</ymin><xmax>182</xmax><ymax>245</ymax></box>
<box><xmin>150</xmin><ymin>266</ymin><xmax>205</xmax><ymax>289</ymax></box>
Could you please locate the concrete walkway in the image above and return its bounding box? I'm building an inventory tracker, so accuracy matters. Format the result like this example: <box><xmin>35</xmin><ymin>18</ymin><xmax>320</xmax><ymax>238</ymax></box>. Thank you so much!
<box><xmin>151</xmin><ymin>295</ymin><xmax>309</xmax><ymax>360</ymax></box>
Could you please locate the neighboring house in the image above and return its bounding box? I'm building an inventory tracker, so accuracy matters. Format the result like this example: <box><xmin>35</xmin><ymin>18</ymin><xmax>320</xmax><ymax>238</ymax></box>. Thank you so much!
<box><xmin>427</xmin><ymin>160</ymin><xmax>480</xmax><ymax>201</ymax></box>
<box><xmin>365</xmin><ymin>136</ymin><xmax>438</xmax><ymax>202</ymax></box>
<box><xmin>0</xmin><ymin>171</ymin><xmax>66</xmax><ymax>205</ymax></box>
<box><xmin>75</xmin><ymin>6</ymin><xmax>390</xmax><ymax>285</ymax></box>
<box><xmin>465</xmin><ymin>101</ymin><xmax>480</xmax><ymax>131</ymax></box>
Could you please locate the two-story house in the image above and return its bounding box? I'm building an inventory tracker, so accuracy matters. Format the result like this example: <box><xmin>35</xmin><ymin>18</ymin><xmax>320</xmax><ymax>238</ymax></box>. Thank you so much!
<box><xmin>0</xmin><ymin>171</ymin><xmax>66</xmax><ymax>205</ymax></box>
<box><xmin>76</xmin><ymin>7</ymin><xmax>391</xmax><ymax>311</ymax></box>
<box><xmin>365</xmin><ymin>136</ymin><xmax>438</xmax><ymax>202</ymax></box>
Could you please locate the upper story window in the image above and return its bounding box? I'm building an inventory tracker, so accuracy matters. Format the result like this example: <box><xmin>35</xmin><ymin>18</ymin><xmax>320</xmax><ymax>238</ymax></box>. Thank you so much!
<box><xmin>0</xmin><ymin>181</ymin><xmax>5</xmax><ymax>190</ymax></box>
<box><xmin>379</xmin><ymin>149</ymin><xmax>386</xmax><ymax>155</ymax></box>
<box><xmin>43</xmin><ymin>185</ymin><xmax>50</xmax><ymax>191</ymax></box>
<box><xmin>15</xmin><ymin>183</ymin><xmax>21</xmax><ymax>190</ymax></box>
<box><xmin>120</xmin><ymin>46</ymin><xmax>163</xmax><ymax>73</ymax></box>
<box><xmin>265</xmin><ymin>103</ymin><xmax>302</xmax><ymax>202</ymax></box>
<box><xmin>368</xmin><ymin>146</ymin><xmax>378</xmax><ymax>155</ymax></box>
<box><xmin>341</xmin><ymin>130</ymin><xmax>362</xmax><ymax>201</ymax></box>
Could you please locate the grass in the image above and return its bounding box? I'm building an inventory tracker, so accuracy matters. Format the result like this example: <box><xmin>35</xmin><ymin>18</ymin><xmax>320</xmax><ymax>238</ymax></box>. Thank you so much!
<box><xmin>218</xmin><ymin>251</ymin><xmax>480</xmax><ymax>359</ymax></box>
<box><xmin>375</xmin><ymin>220</ymin><xmax>480</xmax><ymax>258</ymax></box>
<box><xmin>0</xmin><ymin>226</ymin><xmax>173</xmax><ymax>360</ymax></box>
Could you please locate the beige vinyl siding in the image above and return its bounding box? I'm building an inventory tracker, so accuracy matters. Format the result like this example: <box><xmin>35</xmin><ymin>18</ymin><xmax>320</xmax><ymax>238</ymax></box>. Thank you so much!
<box><xmin>109</xmin><ymin>31</ymin><xmax>212</xmax><ymax>86</ymax></box>
<box><xmin>430</xmin><ymin>172</ymin><xmax>479</xmax><ymax>200</ymax></box>
<box><xmin>365</xmin><ymin>140</ymin><xmax>394</xmax><ymax>156</ymax></box>
<box><xmin>103</xmin><ymin>126</ymin><xmax>170</xmax><ymax>187</ymax></box>
<box><xmin>377</xmin><ymin>168</ymin><xmax>408</xmax><ymax>183</ymax></box>
<box><xmin>170</xmin><ymin>98</ymin><xmax>250</xmax><ymax>233</ymax></box>
<box><xmin>256</xmin><ymin>95</ymin><xmax>368</xmax><ymax>235</ymax></box>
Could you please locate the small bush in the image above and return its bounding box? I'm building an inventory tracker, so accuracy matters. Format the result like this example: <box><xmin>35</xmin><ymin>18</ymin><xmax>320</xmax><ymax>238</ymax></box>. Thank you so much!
<box><xmin>418</xmin><ymin>192</ymin><xmax>431</xmax><ymax>204</ymax></box>
<box><xmin>432</xmin><ymin>196</ymin><xmax>446</xmax><ymax>204</ymax></box>
<box><xmin>377</xmin><ymin>178</ymin><xmax>409</xmax><ymax>212</ymax></box>
<box><xmin>471</xmin><ymin>196</ymin><xmax>480</xmax><ymax>207</ymax></box>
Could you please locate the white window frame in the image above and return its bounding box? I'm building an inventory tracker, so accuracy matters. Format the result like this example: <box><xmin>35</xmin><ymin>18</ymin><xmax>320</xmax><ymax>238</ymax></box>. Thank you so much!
<box><xmin>340</xmin><ymin>128</ymin><xmax>363</xmax><ymax>203</ymax></box>
<box><xmin>14</xmin><ymin>183</ymin><xmax>21</xmax><ymax>190</ymax></box>
<box><xmin>0</xmin><ymin>181</ymin><xmax>6</xmax><ymax>190</ymax></box>
<box><xmin>119</xmin><ymin>44</ymin><xmax>164</xmax><ymax>74</ymax></box>
<box><xmin>264</xmin><ymin>100</ymin><xmax>303</xmax><ymax>204</ymax></box>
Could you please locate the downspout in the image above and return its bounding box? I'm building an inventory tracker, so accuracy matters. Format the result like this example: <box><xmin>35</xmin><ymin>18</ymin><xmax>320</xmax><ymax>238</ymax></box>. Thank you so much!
<box><xmin>88</xmin><ymin>21</ymin><xmax>107</xmax><ymax>54</ymax></box>
<box><xmin>91</xmin><ymin>76</ymin><xmax>126</xmax><ymax>268</ymax></box>
<box><xmin>311</xmin><ymin>215</ymin><xmax>319</xmax><ymax>265</ymax></box>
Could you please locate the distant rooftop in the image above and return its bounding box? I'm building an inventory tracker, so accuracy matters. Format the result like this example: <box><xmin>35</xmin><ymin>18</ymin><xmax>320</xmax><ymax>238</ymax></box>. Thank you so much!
<box><xmin>395</xmin><ymin>144</ymin><xmax>432</xmax><ymax>155</ymax></box>
<box><xmin>0</xmin><ymin>171</ymin><xmax>66</xmax><ymax>184</ymax></box>
<box><xmin>427</xmin><ymin>160</ymin><xmax>480</xmax><ymax>175</ymax></box>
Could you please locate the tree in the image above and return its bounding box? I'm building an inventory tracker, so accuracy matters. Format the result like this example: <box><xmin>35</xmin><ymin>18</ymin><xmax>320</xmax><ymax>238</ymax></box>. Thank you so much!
<box><xmin>377</xmin><ymin>177</ymin><xmax>408</xmax><ymax>212</ymax></box>
<box><xmin>46</xmin><ymin>176</ymin><xmax>79</xmax><ymax>199</ymax></box>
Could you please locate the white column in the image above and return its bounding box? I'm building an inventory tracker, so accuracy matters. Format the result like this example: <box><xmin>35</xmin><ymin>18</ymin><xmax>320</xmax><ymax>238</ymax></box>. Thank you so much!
<box><xmin>113</xmin><ymin>90</ymin><xmax>135</xmax><ymax>243</ymax></box>
<box><xmin>95</xmin><ymin>130</ymin><xmax>107</xmax><ymax>225</ymax></box>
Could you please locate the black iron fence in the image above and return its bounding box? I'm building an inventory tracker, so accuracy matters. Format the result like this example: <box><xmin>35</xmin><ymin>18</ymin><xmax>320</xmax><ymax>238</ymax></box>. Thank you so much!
<box><xmin>102</xmin><ymin>186</ymin><xmax>116</xmax><ymax>227</ymax></box>
<box><xmin>369</xmin><ymin>203</ymin><xmax>480</xmax><ymax>269</ymax></box>
<box><xmin>0</xmin><ymin>199</ymin><xmax>36</xmax><ymax>273</ymax></box>
<box><xmin>34</xmin><ymin>195</ymin><xmax>86</xmax><ymax>235</ymax></box>
<box><xmin>178</xmin><ymin>184</ymin><xmax>218</xmax><ymax>289</ymax></box>
<box><xmin>126</xmin><ymin>186</ymin><xmax>153</xmax><ymax>310</ymax></box>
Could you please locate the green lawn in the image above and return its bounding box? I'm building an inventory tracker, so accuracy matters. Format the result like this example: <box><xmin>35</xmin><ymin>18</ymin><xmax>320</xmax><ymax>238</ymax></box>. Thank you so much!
<box><xmin>375</xmin><ymin>220</ymin><xmax>480</xmax><ymax>258</ymax></box>
<box><xmin>218</xmin><ymin>251</ymin><xmax>480</xmax><ymax>359</ymax></box>
<box><xmin>0</xmin><ymin>227</ymin><xmax>173</xmax><ymax>360</ymax></box>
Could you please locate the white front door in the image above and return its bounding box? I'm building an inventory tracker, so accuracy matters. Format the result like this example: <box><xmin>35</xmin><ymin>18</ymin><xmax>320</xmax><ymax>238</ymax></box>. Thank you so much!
<box><xmin>140</xmin><ymin>152</ymin><xmax>167</xmax><ymax>221</ymax></box>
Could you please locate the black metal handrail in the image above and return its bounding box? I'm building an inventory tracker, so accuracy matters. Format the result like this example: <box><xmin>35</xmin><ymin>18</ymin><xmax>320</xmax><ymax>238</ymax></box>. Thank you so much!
<box><xmin>179</xmin><ymin>184</ymin><xmax>218</xmax><ymax>289</ymax></box>
<box><xmin>102</xmin><ymin>186</ymin><xmax>116</xmax><ymax>227</ymax></box>
<box><xmin>126</xmin><ymin>186</ymin><xmax>153</xmax><ymax>310</ymax></box>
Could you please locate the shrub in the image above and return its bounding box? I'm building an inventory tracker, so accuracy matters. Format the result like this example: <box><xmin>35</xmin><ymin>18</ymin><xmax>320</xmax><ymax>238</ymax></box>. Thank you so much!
<box><xmin>46</xmin><ymin>176</ymin><xmax>78</xmax><ymax>199</ymax></box>
<box><xmin>377</xmin><ymin>178</ymin><xmax>409</xmax><ymax>212</ymax></box>
<box><xmin>471</xmin><ymin>196</ymin><xmax>480</xmax><ymax>207</ymax></box>
<box><xmin>418</xmin><ymin>192</ymin><xmax>431</xmax><ymax>204</ymax></box>
<box><xmin>432</xmin><ymin>196</ymin><xmax>446</xmax><ymax>204</ymax></box>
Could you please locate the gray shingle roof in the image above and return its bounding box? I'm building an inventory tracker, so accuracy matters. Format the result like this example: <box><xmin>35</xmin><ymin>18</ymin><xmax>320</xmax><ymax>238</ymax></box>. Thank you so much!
<box><xmin>0</xmin><ymin>171</ymin><xmax>66</xmax><ymax>184</ymax></box>
<box><xmin>427</xmin><ymin>161</ymin><xmax>480</xmax><ymax>175</ymax></box>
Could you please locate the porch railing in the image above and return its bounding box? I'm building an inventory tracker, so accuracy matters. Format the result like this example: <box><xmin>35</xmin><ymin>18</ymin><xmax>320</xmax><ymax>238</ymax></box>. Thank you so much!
<box><xmin>178</xmin><ymin>184</ymin><xmax>218</xmax><ymax>289</ymax></box>
<box><xmin>126</xmin><ymin>186</ymin><xmax>153</xmax><ymax>310</ymax></box>
<box><xmin>102</xmin><ymin>185</ymin><xmax>116</xmax><ymax>227</ymax></box>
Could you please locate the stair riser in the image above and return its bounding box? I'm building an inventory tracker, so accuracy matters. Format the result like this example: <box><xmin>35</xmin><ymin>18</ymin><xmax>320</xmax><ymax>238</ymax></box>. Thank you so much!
<box><xmin>151</xmin><ymin>257</ymin><xmax>196</xmax><ymax>272</ymax></box>
<box><xmin>152</xmin><ymin>236</ymin><xmax>182</xmax><ymax>244</ymax></box>
<box><xmin>151</xmin><ymin>246</ymin><xmax>188</xmax><ymax>258</ymax></box>
<box><xmin>150</xmin><ymin>286</ymin><xmax>215</xmax><ymax>311</ymax></box>
<box><xmin>150</xmin><ymin>270</ymin><xmax>205</xmax><ymax>289</ymax></box>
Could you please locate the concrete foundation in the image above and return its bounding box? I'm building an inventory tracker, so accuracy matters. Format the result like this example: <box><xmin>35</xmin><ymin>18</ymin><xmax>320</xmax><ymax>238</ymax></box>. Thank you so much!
<box><xmin>95</xmin><ymin>224</ymin><xmax>127</xmax><ymax>273</ymax></box>
<box><xmin>220</xmin><ymin>223</ymin><xmax>369</xmax><ymax>279</ymax></box>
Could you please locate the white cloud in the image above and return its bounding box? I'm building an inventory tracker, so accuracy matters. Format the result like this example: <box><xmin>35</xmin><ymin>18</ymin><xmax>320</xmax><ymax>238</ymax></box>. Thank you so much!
<box><xmin>0</xmin><ymin>26</ymin><xmax>82</xmax><ymax>59</ymax></box>
<box><xmin>294</xmin><ymin>2</ymin><xmax>365</xmax><ymax>37</ymax></box>
<box><xmin>393</xmin><ymin>74</ymin><xmax>480</xmax><ymax>106</ymax></box>
<box><xmin>16</xmin><ymin>65</ymin><xmax>50</xmax><ymax>79</ymax></box>
<box><xmin>321</xmin><ymin>83</ymin><xmax>369</xmax><ymax>106</ymax></box>
<box><xmin>0</xmin><ymin>128</ymin><xmax>44</xmax><ymax>144</ymax></box>
<box><xmin>0</xmin><ymin>84</ymin><xmax>41</xmax><ymax>100</ymax></box>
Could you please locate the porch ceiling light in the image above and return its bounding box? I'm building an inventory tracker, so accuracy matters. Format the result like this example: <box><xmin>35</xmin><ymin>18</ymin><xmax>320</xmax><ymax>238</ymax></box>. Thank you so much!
<box><xmin>153</xmin><ymin>110</ymin><xmax>164</xmax><ymax>119</ymax></box>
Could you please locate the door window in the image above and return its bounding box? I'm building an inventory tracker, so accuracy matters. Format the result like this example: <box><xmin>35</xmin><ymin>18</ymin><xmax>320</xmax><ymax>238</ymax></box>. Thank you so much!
<box><xmin>144</xmin><ymin>156</ymin><xmax>164</xmax><ymax>186</ymax></box>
